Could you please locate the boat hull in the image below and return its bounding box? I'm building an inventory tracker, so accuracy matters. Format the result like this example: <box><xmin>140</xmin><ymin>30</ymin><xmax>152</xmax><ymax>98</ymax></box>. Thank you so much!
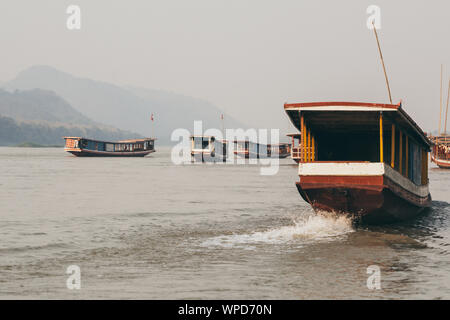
<box><xmin>431</xmin><ymin>155</ymin><xmax>450</xmax><ymax>169</ymax></box>
<box><xmin>65</xmin><ymin>148</ymin><xmax>155</xmax><ymax>157</ymax></box>
<box><xmin>295</xmin><ymin>163</ymin><xmax>431</xmax><ymax>224</ymax></box>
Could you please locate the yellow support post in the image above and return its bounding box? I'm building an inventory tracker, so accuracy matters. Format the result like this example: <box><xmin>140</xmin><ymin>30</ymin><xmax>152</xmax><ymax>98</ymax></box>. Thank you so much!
<box><xmin>312</xmin><ymin>135</ymin><xmax>315</xmax><ymax>161</ymax></box>
<box><xmin>304</xmin><ymin>125</ymin><xmax>308</xmax><ymax>162</ymax></box>
<box><xmin>307</xmin><ymin>129</ymin><xmax>311</xmax><ymax>162</ymax></box>
<box><xmin>379</xmin><ymin>112</ymin><xmax>384</xmax><ymax>163</ymax></box>
<box><xmin>399</xmin><ymin>131</ymin><xmax>403</xmax><ymax>175</ymax></box>
<box><xmin>391</xmin><ymin>123</ymin><xmax>395</xmax><ymax>168</ymax></box>
<box><xmin>405</xmin><ymin>135</ymin><xmax>409</xmax><ymax>178</ymax></box>
<box><xmin>300</xmin><ymin>115</ymin><xmax>304</xmax><ymax>163</ymax></box>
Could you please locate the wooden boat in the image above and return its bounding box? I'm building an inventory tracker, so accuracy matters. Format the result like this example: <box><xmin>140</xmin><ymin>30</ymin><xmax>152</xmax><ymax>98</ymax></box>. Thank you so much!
<box><xmin>267</xmin><ymin>143</ymin><xmax>291</xmax><ymax>158</ymax></box>
<box><xmin>63</xmin><ymin>137</ymin><xmax>155</xmax><ymax>157</ymax></box>
<box><xmin>233</xmin><ymin>140</ymin><xmax>263</xmax><ymax>158</ymax></box>
<box><xmin>430</xmin><ymin>65</ymin><xmax>450</xmax><ymax>168</ymax></box>
<box><xmin>233</xmin><ymin>140</ymin><xmax>290</xmax><ymax>159</ymax></box>
<box><xmin>430</xmin><ymin>135</ymin><xmax>450</xmax><ymax>168</ymax></box>
<box><xmin>287</xmin><ymin>133</ymin><xmax>302</xmax><ymax>163</ymax></box>
<box><xmin>190</xmin><ymin>135</ymin><xmax>227</xmax><ymax>162</ymax></box>
<box><xmin>284</xmin><ymin>101</ymin><xmax>432</xmax><ymax>224</ymax></box>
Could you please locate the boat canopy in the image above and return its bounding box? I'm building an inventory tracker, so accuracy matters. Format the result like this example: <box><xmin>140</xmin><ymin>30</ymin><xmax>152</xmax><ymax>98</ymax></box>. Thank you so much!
<box><xmin>284</xmin><ymin>101</ymin><xmax>430</xmax><ymax>185</ymax></box>
<box><xmin>285</xmin><ymin>101</ymin><xmax>430</xmax><ymax>150</ymax></box>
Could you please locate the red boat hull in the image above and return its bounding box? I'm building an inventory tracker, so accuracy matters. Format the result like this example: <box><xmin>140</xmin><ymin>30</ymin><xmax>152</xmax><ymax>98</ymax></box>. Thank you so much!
<box><xmin>66</xmin><ymin>148</ymin><xmax>155</xmax><ymax>157</ymax></box>
<box><xmin>296</xmin><ymin>173</ymin><xmax>431</xmax><ymax>224</ymax></box>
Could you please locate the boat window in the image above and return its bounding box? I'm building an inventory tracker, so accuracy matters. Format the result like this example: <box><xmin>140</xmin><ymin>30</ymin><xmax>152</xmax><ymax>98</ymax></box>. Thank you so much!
<box><xmin>193</xmin><ymin>137</ymin><xmax>209</xmax><ymax>150</ymax></box>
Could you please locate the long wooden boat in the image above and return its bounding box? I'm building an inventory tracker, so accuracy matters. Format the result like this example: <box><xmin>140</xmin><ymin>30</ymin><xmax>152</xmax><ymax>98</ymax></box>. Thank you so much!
<box><xmin>190</xmin><ymin>135</ymin><xmax>228</xmax><ymax>162</ymax></box>
<box><xmin>430</xmin><ymin>134</ymin><xmax>450</xmax><ymax>168</ymax></box>
<box><xmin>233</xmin><ymin>140</ymin><xmax>260</xmax><ymax>158</ymax></box>
<box><xmin>64</xmin><ymin>137</ymin><xmax>155</xmax><ymax>157</ymax></box>
<box><xmin>233</xmin><ymin>140</ymin><xmax>291</xmax><ymax>159</ymax></box>
<box><xmin>284</xmin><ymin>101</ymin><xmax>432</xmax><ymax>224</ymax></box>
<box><xmin>267</xmin><ymin>143</ymin><xmax>291</xmax><ymax>158</ymax></box>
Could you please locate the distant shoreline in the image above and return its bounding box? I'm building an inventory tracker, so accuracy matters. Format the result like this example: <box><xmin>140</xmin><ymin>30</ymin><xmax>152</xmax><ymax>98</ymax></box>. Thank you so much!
<box><xmin>11</xmin><ymin>142</ymin><xmax>63</xmax><ymax>148</ymax></box>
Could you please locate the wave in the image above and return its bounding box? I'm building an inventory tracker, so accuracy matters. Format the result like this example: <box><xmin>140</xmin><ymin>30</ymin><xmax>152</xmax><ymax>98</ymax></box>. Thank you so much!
<box><xmin>200</xmin><ymin>212</ymin><xmax>354</xmax><ymax>248</ymax></box>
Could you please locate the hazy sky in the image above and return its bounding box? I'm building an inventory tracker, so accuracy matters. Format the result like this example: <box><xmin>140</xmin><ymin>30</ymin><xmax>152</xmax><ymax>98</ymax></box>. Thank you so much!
<box><xmin>1</xmin><ymin>0</ymin><xmax>449</xmax><ymax>133</ymax></box>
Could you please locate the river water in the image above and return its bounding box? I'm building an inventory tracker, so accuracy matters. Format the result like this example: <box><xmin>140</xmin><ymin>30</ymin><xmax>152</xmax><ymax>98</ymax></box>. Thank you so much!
<box><xmin>0</xmin><ymin>147</ymin><xmax>449</xmax><ymax>299</ymax></box>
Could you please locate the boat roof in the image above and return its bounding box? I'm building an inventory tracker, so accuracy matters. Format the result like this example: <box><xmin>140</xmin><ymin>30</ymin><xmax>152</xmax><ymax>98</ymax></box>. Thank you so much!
<box><xmin>190</xmin><ymin>135</ymin><xmax>215</xmax><ymax>138</ymax></box>
<box><xmin>284</xmin><ymin>101</ymin><xmax>431</xmax><ymax>148</ymax></box>
<box><xmin>63</xmin><ymin>137</ymin><xmax>156</xmax><ymax>144</ymax></box>
<box><xmin>190</xmin><ymin>135</ymin><xmax>228</xmax><ymax>143</ymax></box>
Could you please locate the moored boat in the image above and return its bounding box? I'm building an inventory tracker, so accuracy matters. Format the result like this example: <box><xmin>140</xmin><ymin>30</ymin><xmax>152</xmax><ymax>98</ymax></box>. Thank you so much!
<box><xmin>190</xmin><ymin>135</ymin><xmax>228</xmax><ymax>162</ymax></box>
<box><xmin>284</xmin><ymin>101</ymin><xmax>432</xmax><ymax>224</ymax></box>
<box><xmin>233</xmin><ymin>140</ymin><xmax>261</xmax><ymax>159</ymax></box>
<box><xmin>287</xmin><ymin>133</ymin><xmax>302</xmax><ymax>163</ymax></box>
<box><xmin>267</xmin><ymin>143</ymin><xmax>291</xmax><ymax>159</ymax></box>
<box><xmin>430</xmin><ymin>65</ymin><xmax>450</xmax><ymax>168</ymax></box>
<box><xmin>63</xmin><ymin>137</ymin><xmax>156</xmax><ymax>157</ymax></box>
<box><xmin>430</xmin><ymin>135</ymin><xmax>450</xmax><ymax>168</ymax></box>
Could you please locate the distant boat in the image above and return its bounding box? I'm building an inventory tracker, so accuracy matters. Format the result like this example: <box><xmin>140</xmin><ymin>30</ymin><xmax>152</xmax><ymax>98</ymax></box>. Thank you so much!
<box><xmin>430</xmin><ymin>65</ymin><xmax>450</xmax><ymax>168</ymax></box>
<box><xmin>63</xmin><ymin>137</ymin><xmax>156</xmax><ymax>157</ymax></box>
<box><xmin>430</xmin><ymin>134</ymin><xmax>450</xmax><ymax>168</ymax></box>
<box><xmin>284</xmin><ymin>101</ymin><xmax>432</xmax><ymax>224</ymax></box>
<box><xmin>189</xmin><ymin>136</ymin><xmax>290</xmax><ymax>162</ymax></box>
<box><xmin>233</xmin><ymin>140</ymin><xmax>291</xmax><ymax>159</ymax></box>
<box><xmin>190</xmin><ymin>135</ymin><xmax>228</xmax><ymax>162</ymax></box>
<box><xmin>267</xmin><ymin>143</ymin><xmax>291</xmax><ymax>158</ymax></box>
<box><xmin>287</xmin><ymin>133</ymin><xmax>302</xmax><ymax>163</ymax></box>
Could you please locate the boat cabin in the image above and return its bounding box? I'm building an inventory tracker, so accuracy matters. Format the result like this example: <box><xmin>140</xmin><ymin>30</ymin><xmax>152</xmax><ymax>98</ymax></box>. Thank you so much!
<box><xmin>233</xmin><ymin>140</ymin><xmax>265</xmax><ymax>158</ymax></box>
<box><xmin>266</xmin><ymin>143</ymin><xmax>291</xmax><ymax>158</ymax></box>
<box><xmin>190</xmin><ymin>135</ymin><xmax>227</xmax><ymax>162</ymax></box>
<box><xmin>285</xmin><ymin>102</ymin><xmax>431</xmax><ymax>185</ymax></box>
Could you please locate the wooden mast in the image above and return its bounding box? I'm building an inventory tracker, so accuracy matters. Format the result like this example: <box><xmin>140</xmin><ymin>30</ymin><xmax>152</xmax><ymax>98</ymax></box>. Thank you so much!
<box><xmin>372</xmin><ymin>21</ymin><xmax>393</xmax><ymax>104</ymax></box>
<box><xmin>445</xmin><ymin>79</ymin><xmax>450</xmax><ymax>137</ymax></box>
<box><xmin>439</xmin><ymin>64</ymin><xmax>443</xmax><ymax>135</ymax></box>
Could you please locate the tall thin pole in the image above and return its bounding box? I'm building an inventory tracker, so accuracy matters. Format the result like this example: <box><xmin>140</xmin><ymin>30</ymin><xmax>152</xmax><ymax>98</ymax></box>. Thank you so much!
<box><xmin>444</xmin><ymin>79</ymin><xmax>450</xmax><ymax>135</ymax></box>
<box><xmin>439</xmin><ymin>64</ymin><xmax>443</xmax><ymax>135</ymax></box>
<box><xmin>151</xmin><ymin>113</ymin><xmax>154</xmax><ymax>138</ymax></box>
<box><xmin>372</xmin><ymin>21</ymin><xmax>393</xmax><ymax>104</ymax></box>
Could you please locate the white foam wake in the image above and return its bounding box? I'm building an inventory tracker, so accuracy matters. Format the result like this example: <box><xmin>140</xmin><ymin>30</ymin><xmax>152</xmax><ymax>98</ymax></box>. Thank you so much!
<box><xmin>200</xmin><ymin>212</ymin><xmax>354</xmax><ymax>248</ymax></box>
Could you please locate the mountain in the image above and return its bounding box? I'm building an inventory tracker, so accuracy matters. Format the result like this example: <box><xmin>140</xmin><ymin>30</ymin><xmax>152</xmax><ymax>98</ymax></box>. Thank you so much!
<box><xmin>0</xmin><ymin>89</ymin><xmax>140</xmax><ymax>146</ymax></box>
<box><xmin>0</xmin><ymin>88</ymin><xmax>93</xmax><ymax>125</ymax></box>
<box><xmin>4</xmin><ymin>66</ymin><xmax>246</xmax><ymax>144</ymax></box>
<box><xmin>0</xmin><ymin>115</ymin><xmax>139</xmax><ymax>146</ymax></box>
